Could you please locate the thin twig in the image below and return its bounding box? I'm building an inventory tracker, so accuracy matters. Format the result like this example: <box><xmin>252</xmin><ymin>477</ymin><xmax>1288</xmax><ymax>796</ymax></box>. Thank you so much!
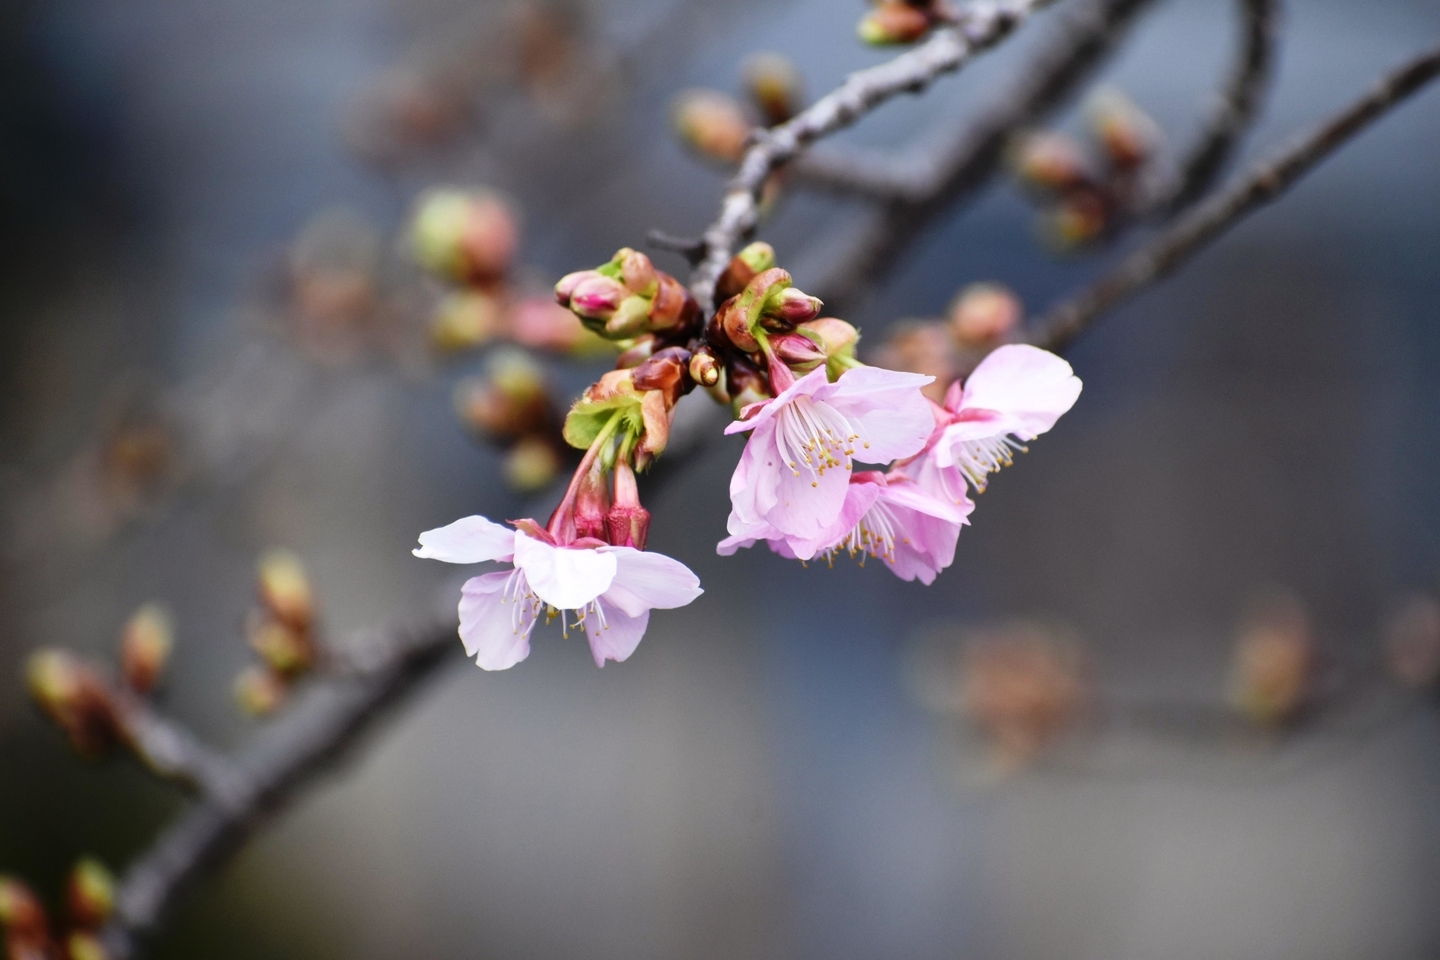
<box><xmin>689</xmin><ymin>0</ymin><xmax>1063</xmax><ymax>308</ymax></box>
<box><xmin>1027</xmin><ymin>41</ymin><xmax>1440</xmax><ymax>353</ymax></box>
<box><xmin>118</xmin><ymin>695</ymin><xmax>248</xmax><ymax>799</ymax></box>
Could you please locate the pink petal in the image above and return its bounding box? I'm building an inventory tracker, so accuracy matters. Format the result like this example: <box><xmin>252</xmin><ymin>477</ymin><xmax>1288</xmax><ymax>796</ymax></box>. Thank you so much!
<box><xmin>895</xmin><ymin>452</ymin><xmax>971</xmax><ymax>508</ymax></box>
<box><xmin>959</xmin><ymin>344</ymin><xmax>1082</xmax><ymax>440</ymax></box>
<box><xmin>784</xmin><ymin>477</ymin><xmax>882</xmax><ymax>561</ymax></box>
<box><xmin>585</xmin><ymin>599</ymin><xmax>650</xmax><ymax>666</ymax></box>
<box><xmin>824</xmin><ymin>367</ymin><xmax>937</xmax><ymax>463</ymax></box>
<box><xmin>513</xmin><ymin>533</ymin><xmax>617</xmax><ymax>610</ymax></box>
<box><xmin>414</xmin><ymin>516</ymin><xmax>516</xmax><ymax>564</ymax></box>
<box><xmin>722</xmin><ymin>366</ymin><xmax>832</xmax><ymax>435</ymax></box>
<box><xmin>600</xmin><ymin>547</ymin><xmax>704</xmax><ymax>616</ymax></box>
<box><xmin>459</xmin><ymin>572</ymin><xmax>534</xmax><ymax>670</ymax></box>
<box><xmin>766</xmin><ymin>451</ymin><xmax>851</xmax><ymax>540</ymax></box>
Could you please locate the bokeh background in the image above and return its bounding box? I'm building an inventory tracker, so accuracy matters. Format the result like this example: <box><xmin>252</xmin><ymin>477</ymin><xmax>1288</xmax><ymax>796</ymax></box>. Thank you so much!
<box><xmin>2</xmin><ymin>0</ymin><xmax>1439</xmax><ymax>957</ymax></box>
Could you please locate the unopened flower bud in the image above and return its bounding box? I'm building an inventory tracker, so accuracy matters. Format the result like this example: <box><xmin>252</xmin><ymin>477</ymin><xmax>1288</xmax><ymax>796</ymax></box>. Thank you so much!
<box><xmin>727</xmin><ymin>355</ymin><xmax>771</xmax><ymax>416</ymax></box>
<box><xmin>257</xmin><ymin>549</ymin><xmax>314</xmax><ymax>630</ymax></box>
<box><xmin>568</xmin><ymin>274</ymin><xmax>628</xmax><ymax>321</ymax></box>
<box><xmin>67</xmin><ymin>931</ymin><xmax>109</xmax><ymax>960</ymax></box>
<box><xmin>410</xmin><ymin>189</ymin><xmax>518</xmax><ymax>284</ymax></box>
<box><xmin>27</xmin><ymin>650</ymin><xmax>120</xmax><ymax>757</ymax></box>
<box><xmin>503</xmin><ymin>436</ymin><xmax>563</xmax><ymax>493</ymax></box>
<box><xmin>857</xmin><ymin>1</ymin><xmax>933</xmax><ymax>45</ymax></box>
<box><xmin>119</xmin><ymin>602</ymin><xmax>172</xmax><ymax>696</ymax></box>
<box><xmin>689</xmin><ymin>347</ymin><xmax>722</xmax><ymax>388</ymax></box>
<box><xmin>617</xmin><ymin>248</ymin><xmax>658</xmax><ymax>296</ymax></box>
<box><xmin>947</xmin><ymin>283</ymin><xmax>1022</xmax><ymax>347</ymax></box>
<box><xmin>1384</xmin><ymin>595</ymin><xmax>1440</xmax><ymax>690</ymax></box>
<box><xmin>605</xmin><ymin>461</ymin><xmax>650</xmax><ymax>549</ymax></box>
<box><xmin>715</xmin><ymin>297</ymin><xmax>760</xmax><ymax>353</ymax></box>
<box><xmin>1046</xmin><ymin>190</ymin><xmax>1110</xmax><ymax>249</ymax></box>
<box><xmin>763</xmin><ymin>286</ymin><xmax>822</xmax><ymax>327</ymax></box>
<box><xmin>66</xmin><ymin>860</ymin><xmax>115</xmax><ymax>929</ymax></box>
<box><xmin>554</xmin><ymin>269</ymin><xmax>602</xmax><ymax>305</ymax></box>
<box><xmin>644</xmin><ymin>274</ymin><xmax>700</xmax><ymax>334</ymax></box>
<box><xmin>1087</xmin><ymin>88</ymin><xmax>1159</xmax><ymax>169</ymax></box>
<box><xmin>573</xmin><ymin>460</ymin><xmax>610</xmax><ymax>542</ymax></box>
<box><xmin>631</xmin><ymin>347</ymin><xmax>690</xmax><ymax>402</ymax></box>
<box><xmin>1012</xmin><ymin>131</ymin><xmax>1091</xmax><ymax>192</ymax></box>
<box><xmin>248</xmin><ymin>617</ymin><xmax>313</xmax><ymax>677</ymax></box>
<box><xmin>1229</xmin><ymin>592</ymin><xmax>1313</xmax><ymax>727</ymax></box>
<box><xmin>770</xmin><ymin>332</ymin><xmax>827</xmax><ymax>372</ymax></box>
<box><xmin>430</xmin><ymin>290</ymin><xmax>503</xmax><ymax>353</ymax></box>
<box><xmin>672</xmin><ymin>89</ymin><xmax>751</xmax><ymax>163</ymax></box>
<box><xmin>453</xmin><ymin>349</ymin><xmax>550</xmax><ymax>440</ymax></box>
<box><xmin>716</xmin><ymin>241</ymin><xmax>777</xmax><ymax>302</ymax></box>
<box><xmin>743</xmin><ymin>52</ymin><xmax>802</xmax><ymax>126</ymax></box>
<box><xmin>604</xmin><ymin>295</ymin><xmax>653</xmax><ymax>338</ymax></box>
<box><xmin>234</xmin><ymin>665</ymin><xmax>287</xmax><ymax>716</ymax></box>
<box><xmin>798</xmin><ymin>317</ymin><xmax>859</xmax><ymax>360</ymax></box>
<box><xmin>0</xmin><ymin>876</ymin><xmax>48</xmax><ymax>940</ymax></box>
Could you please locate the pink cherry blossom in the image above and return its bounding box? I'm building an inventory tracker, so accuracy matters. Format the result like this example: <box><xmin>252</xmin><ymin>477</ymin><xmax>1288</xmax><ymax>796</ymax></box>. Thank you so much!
<box><xmin>414</xmin><ymin>515</ymin><xmax>702</xmax><ymax>670</ymax></box>
<box><xmin>719</xmin><ymin>470</ymin><xmax>971</xmax><ymax>583</ymax></box>
<box><xmin>900</xmin><ymin>344</ymin><xmax>1081</xmax><ymax>501</ymax></box>
<box><xmin>723</xmin><ymin>364</ymin><xmax>936</xmax><ymax>544</ymax></box>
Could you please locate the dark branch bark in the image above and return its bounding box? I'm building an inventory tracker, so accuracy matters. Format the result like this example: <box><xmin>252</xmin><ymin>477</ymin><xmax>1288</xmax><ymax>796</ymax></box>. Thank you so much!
<box><xmin>689</xmin><ymin>0</ymin><xmax>1063</xmax><ymax>308</ymax></box>
<box><xmin>1027</xmin><ymin>42</ymin><xmax>1440</xmax><ymax>353</ymax></box>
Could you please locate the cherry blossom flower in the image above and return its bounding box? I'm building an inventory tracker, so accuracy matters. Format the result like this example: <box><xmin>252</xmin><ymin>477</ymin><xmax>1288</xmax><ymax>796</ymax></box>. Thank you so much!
<box><xmin>414</xmin><ymin>515</ymin><xmax>702</xmax><ymax>670</ymax></box>
<box><xmin>900</xmin><ymin>344</ymin><xmax>1081</xmax><ymax>503</ymax></box>
<box><xmin>723</xmin><ymin>364</ymin><xmax>935</xmax><ymax>544</ymax></box>
<box><xmin>719</xmin><ymin>470</ymin><xmax>971</xmax><ymax>583</ymax></box>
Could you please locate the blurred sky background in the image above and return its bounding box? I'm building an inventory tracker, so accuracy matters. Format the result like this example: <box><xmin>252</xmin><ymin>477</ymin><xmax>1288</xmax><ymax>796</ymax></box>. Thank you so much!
<box><xmin>1</xmin><ymin>0</ymin><xmax>1439</xmax><ymax>958</ymax></box>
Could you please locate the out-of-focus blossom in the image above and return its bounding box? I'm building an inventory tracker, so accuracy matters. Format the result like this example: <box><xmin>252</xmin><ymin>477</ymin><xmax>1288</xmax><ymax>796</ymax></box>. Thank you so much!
<box><xmin>410</xmin><ymin>189</ymin><xmax>519</xmax><ymax>286</ymax></box>
<box><xmin>1385</xmin><ymin>595</ymin><xmax>1440</xmax><ymax>690</ymax></box>
<box><xmin>414</xmin><ymin>516</ymin><xmax>702</xmax><ymax>670</ymax></box>
<box><xmin>1011</xmin><ymin>131</ymin><xmax>1092</xmax><ymax>193</ymax></box>
<box><xmin>26</xmin><ymin>650</ymin><xmax>121</xmax><ymax>757</ymax></box>
<box><xmin>743</xmin><ymin>52</ymin><xmax>803</xmax><ymax>126</ymax></box>
<box><xmin>723</xmin><ymin>365</ymin><xmax>934</xmax><ymax>543</ymax></box>
<box><xmin>961</xmin><ymin>621</ymin><xmax>1089</xmax><ymax>771</ymax></box>
<box><xmin>1228</xmin><ymin>592</ymin><xmax>1314</xmax><ymax>727</ymax></box>
<box><xmin>1087</xmin><ymin>87</ymin><xmax>1161</xmax><ymax>170</ymax></box>
<box><xmin>502</xmin><ymin>436</ymin><xmax>564</xmax><ymax>492</ymax></box>
<box><xmin>257</xmin><ymin>549</ymin><xmax>315</xmax><ymax>631</ymax></box>
<box><xmin>286</xmin><ymin>208</ymin><xmax>384</xmax><ymax>361</ymax></box>
<box><xmin>0</xmin><ymin>876</ymin><xmax>49</xmax><ymax>942</ymax></box>
<box><xmin>234</xmin><ymin>665</ymin><xmax>287</xmax><ymax>717</ymax></box>
<box><xmin>870</xmin><ymin>320</ymin><xmax>957</xmax><ymax>403</ymax></box>
<box><xmin>858</xmin><ymin>0</ymin><xmax>949</xmax><ymax>45</ymax></box>
<box><xmin>1045</xmin><ymin>189</ymin><xmax>1110</xmax><ymax>249</ymax></box>
<box><xmin>430</xmin><ymin>290</ymin><xmax>504</xmax><ymax>353</ymax></box>
<box><xmin>65</xmin><ymin>860</ymin><xmax>115</xmax><ymax>930</ymax></box>
<box><xmin>507</xmin><ymin>296</ymin><xmax>610</xmax><ymax>355</ymax></box>
<box><xmin>947</xmin><ymin>283</ymin><xmax>1022</xmax><ymax>349</ymax></box>
<box><xmin>453</xmin><ymin>349</ymin><xmax>552</xmax><ymax>442</ymax></box>
<box><xmin>901</xmin><ymin>344</ymin><xmax>1081</xmax><ymax>505</ymax></box>
<box><xmin>672</xmin><ymin>89</ymin><xmax>752</xmax><ymax>163</ymax></box>
<box><xmin>344</xmin><ymin>67</ymin><xmax>472</xmax><ymax>165</ymax></box>
<box><xmin>119</xmin><ymin>602</ymin><xmax>173</xmax><ymax>696</ymax></box>
<box><xmin>67</xmin><ymin>931</ymin><xmax>110</xmax><ymax>960</ymax></box>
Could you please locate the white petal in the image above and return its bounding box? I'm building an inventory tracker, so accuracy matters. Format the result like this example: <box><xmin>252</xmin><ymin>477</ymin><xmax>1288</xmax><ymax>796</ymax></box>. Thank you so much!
<box><xmin>584</xmin><ymin>599</ymin><xmax>650</xmax><ymax>667</ymax></box>
<box><xmin>414</xmin><ymin>516</ymin><xmax>516</xmax><ymax>564</ymax></box>
<box><xmin>960</xmin><ymin>344</ymin><xmax>1082</xmax><ymax>439</ymax></box>
<box><xmin>514</xmin><ymin>533</ymin><xmax>617</xmax><ymax>610</ymax></box>
<box><xmin>458</xmin><ymin>572</ymin><xmax>534</xmax><ymax>670</ymax></box>
<box><xmin>601</xmin><ymin>548</ymin><xmax>703</xmax><ymax>616</ymax></box>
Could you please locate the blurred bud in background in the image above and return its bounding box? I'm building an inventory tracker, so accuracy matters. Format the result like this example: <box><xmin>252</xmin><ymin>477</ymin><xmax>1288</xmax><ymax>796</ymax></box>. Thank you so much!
<box><xmin>119</xmin><ymin>602</ymin><xmax>172</xmax><ymax>696</ymax></box>
<box><xmin>26</xmin><ymin>650</ymin><xmax>121</xmax><ymax>758</ymax></box>
<box><xmin>344</xmin><ymin>67</ymin><xmax>472</xmax><ymax>166</ymax></box>
<box><xmin>857</xmin><ymin>0</ymin><xmax>937</xmax><ymax>45</ymax></box>
<box><xmin>1011</xmin><ymin>131</ymin><xmax>1092</xmax><ymax>194</ymax></box>
<box><xmin>1043</xmin><ymin>189</ymin><xmax>1110</xmax><ymax>250</ymax></box>
<box><xmin>502</xmin><ymin>435</ymin><xmax>563</xmax><ymax>492</ymax></box>
<box><xmin>65</xmin><ymin>860</ymin><xmax>114</xmax><ymax>931</ymax></box>
<box><xmin>257</xmin><ymin>549</ymin><xmax>314</xmax><ymax>632</ymax></box>
<box><xmin>453</xmin><ymin>349</ymin><xmax>552</xmax><ymax>442</ymax></box>
<box><xmin>234</xmin><ymin>665</ymin><xmax>288</xmax><ymax>717</ymax></box>
<box><xmin>1086</xmin><ymin>87</ymin><xmax>1161</xmax><ymax>171</ymax></box>
<box><xmin>947</xmin><ymin>282</ymin><xmax>1022</xmax><ymax>349</ymax></box>
<box><xmin>286</xmin><ymin>208</ymin><xmax>384</xmax><ymax>361</ymax></box>
<box><xmin>67</xmin><ymin>931</ymin><xmax>110</xmax><ymax>960</ymax></box>
<box><xmin>870</xmin><ymin>320</ymin><xmax>957</xmax><ymax>403</ymax></box>
<box><xmin>743</xmin><ymin>53</ymin><xmax>803</xmax><ymax>126</ymax></box>
<box><xmin>430</xmin><ymin>290</ymin><xmax>504</xmax><ymax>353</ymax></box>
<box><xmin>672</xmin><ymin>89</ymin><xmax>752</xmax><ymax>164</ymax></box>
<box><xmin>507</xmin><ymin>296</ymin><xmax>609</xmax><ymax>356</ymax></box>
<box><xmin>1228</xmin><ymin>591</ymin><xmax>1314</xmax><ymax>727</ymax></box>
<box><xmin>960</xmin><ymin>621</ymin><xmax>1090</xmax><ymax>773</ymax></box>
<box><xmin>0</xmin><ymin>876</ymin><xmax>49</xmax><ymax>943</ymax></box>
<box><xmin>410</xmin><ymin>189</ymin><xmax>519</xmax><ymax>286</ymax></box>
<box><xmin>1384</xmin><ymin>595</ymin><xmax>1440</xmax><ymax>690</ymax></box>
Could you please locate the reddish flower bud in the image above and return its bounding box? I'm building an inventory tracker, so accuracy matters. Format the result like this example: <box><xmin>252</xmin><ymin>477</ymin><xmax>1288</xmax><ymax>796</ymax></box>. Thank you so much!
<box><xmin>410</xmin><ymin>189</ymin><xmax>518</xmax><ymax>284</ymax></box>
<box><xmin>509</xmin><ymin>297</ymin><xmax>604</xmax><ymax>356</ymax></box>
<box><xmin>743</xmin><ymin>52</ymin><xmax>803</xmax><ymax>126</ymax></box>
<box><xmin>857</xmin><ymin>1</ymin><xmax>933</xmax><ymax>45</ymax></box>
<box><xmin>871</xmin><ymin>320</ymin><xmax>956</xmax><ymax>403</ymax></box>
<box><xmin>0</xmin><ymin>876</ymin><xmax>48</xmax><ymax>941</ymax></box>
<box><xmin>27</xmin><ymin>649</ymin><xmax>121</xmax><ymax>757</ymax></box>
<box><xmin>770</xmin><ymin>332</ymin><xmax>827</xmax><ymax>372</ymax></box>
<box><xmin>689</xmin><ymin>346</ymin><xmax>722</xmax><ymax>388</ymax></box>
<box><xmin>617</xmin><ymin>248</ymin><xmax>658</xmax><ymax>296</ymax></box>
<box><xmin>119</xmin><ymin>602</ymin><xmax>172</xmax><ymax>696</ymax></box>
<box><xmin>632</xmin><ymin>348</ymin><xmax>690</xmax><ymax>403</ymax></box>
<box><xmin>430</xmin><ymin>290</ymin><xmax>503</xmax><ymax>353</ymax></box>
<box><xmin>672</xmin><ymin>89</ymin><xmax>752</xmax><ymax>163</ymax></box>
<box><xmin>453</xmin><ymin>349</ymin><xmax>551</xmax><ymax>440</ymax></box>
<box><xmin>568</xmin><ymin>274</ymin><xmax>628</xmax><ymax>320</ymax></box>
<box><xmin>947</xmin><ymin>283</ymin><xmax>1021</xmax><ymax>348</ymax></box>
<box><xmin>66</xmin><ymin>859</ymin><xmax>115</xmax><ymax>930</ymax></box>
<box><xmin>234</xmin><ymin>665</ymin><xmax>287</xmax><ymax>717</ymax></box>
<box><xmin>1012</xmin><ymin>131</ymin><xmax>1091</xmax><ymax>193</ymax></box>
<box><xmin>645</xmin><ymin>274</ymin><xmax>700</xmax><ymax>334</ymax></box>
<box><xmin>554</xmin><ymin>269</ymin><xmax>602</xmax><ymax>305</ymax></box>
<box><xmin>1087</xmin><ymin>88</ymin><xmax>1159</xmax><ymax>170</ymax></box>
<box><xmin>764</xmin><ymin>286</ymin><xmax>823</xmax><ymax>326</ymax></box>
<box><xmin>573</xmin><ymin>460</ymin><xmax>610</xmax><ymax>542</ymax></box>
<box><xmin>502</xmin><ymin>436</ymin><xmax>563</xmax><ymax>493</ymax></box>
<box><xmin>1045</xmin><ymin>190</ymin><xmax>1110</xmax><ymax>249</ymax></box>
<box><xmin>715</xmin><ymin>241</ymin><xmax>776</xmax><ymax>302</ymax></box>
<box><xmin>715</xmin><ymin>297</ymin><xmax>760</xmax><ymax>353</ymax></box>
<box><xmin>604</xmin><ymin>461</ymin><xmax>650</xmax><ymax>550</ymax></box>
<box><xmin>257</xmin><ymin>549</ymin><xmax>314</xmax><ymax>631</ymax></box>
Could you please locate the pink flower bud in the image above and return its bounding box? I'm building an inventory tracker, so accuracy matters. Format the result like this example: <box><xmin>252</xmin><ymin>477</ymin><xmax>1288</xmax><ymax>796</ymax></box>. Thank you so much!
<box><xmin>947</xmin><ymin>283</ymin><xmax>1021</xmax><ymax>348</ymax></box>
<box><xmin>605</xmin><ymin>461</ymin><xmax>650</xmax><ymax>549</ymax></box>
<box><xmin>765</xmin><ymin>286</ymin><xmax>823</xmax><ymax>325</ymax></box>
<box><xmin>646</xmin><ymin>274</ymin><xmax>700</xmax><ymax>333</ymax></box>
<box><xmin>1087</xmin><ymin>89</ymin><xmax>1160</xmax><ymax>170</ymax></box>
<box><xmin>1013</xmin><ymin>132</ymin><xmax>1091</xmax><ymax>193</ymax></box>
<box><xmin>568</xmin><ymin>274</ymin><xmax>627</xmax><ymax>320</ymax></box>
<box><xmin>410</xmin><ymin>189</ymin><xmax>518</xmax><ymax>284</ymax></box>
<box><xmin>857</xmin><ymin>1</ymin><xmax>933</xmax><ymax>45</ymax></box>
<box><xmin>234</xmin><ymin>665</ymin><xmax>287</xmax><ymax>717</ymax></box>
<box><xmin>798</xmin><ymin>317</ymin><xmax>859</xmax><ymax>359</ymax></box>
<box><xmin>672</xmin><ymin>89</ymin><xmax>752</xmax><ymax>163</ymax></box>
<box><xmin>617</xmin><ymin>247</ymin><xmax>658</xmax><ymax>296</ymax></box>
<box><xmin>770</xmin><ymin>332</ymin><xmax>827</xmax><ymax>372</ymax></box>
<box><xmin>554</xmin><ymin>269</ymin><xmax>602</xmax><ymax>305</ymax></box>
<box><xmin>27</xmin><ymin>649</ymin><xmax>121</xmax><ymax>757</ymax></box>
<box><xmin>716</xmin><ymin>297</ymin><xmax>760</xmax><ymax>353</ymax></box>
<box><xmin>632</xmin><ymin>347</ymin><xmax>689</xmax><ymax>401</ymax></box>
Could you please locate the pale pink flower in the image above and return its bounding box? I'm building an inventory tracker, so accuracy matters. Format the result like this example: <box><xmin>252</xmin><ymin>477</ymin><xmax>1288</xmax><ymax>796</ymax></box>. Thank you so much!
<box><xmin>723</xmin><ymin>365</ymin><xmax>935</xmax><ymax>543</ymax></box>
<box><xmin>414</xmin><ymin>516</ymin><xmax>702</xmax><ymax>670</ymax></box>
<box><xmin>901</xmin><ymin>344</ymin><xmax>1081</xmax><ymax>502</ymax></box>
<box><xmin>719</xmin><ymin>470</ymin><xmax>971</xmax><ymax>583</ymax></box>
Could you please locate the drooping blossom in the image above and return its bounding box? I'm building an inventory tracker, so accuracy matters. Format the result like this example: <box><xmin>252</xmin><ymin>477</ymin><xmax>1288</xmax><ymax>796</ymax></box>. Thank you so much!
<box><xmin>415</xmin><ymin>515</ymin><xmax>702</xmax><ymax>670</ymax></box>
<box><xmin>899</xmin><ymin>344</ymin><xmax>1081</xmax><ymax>504</ymax></box>
<box><xmin>719</xmin><ymin>470</ymin><xmax>971</xmax><ymax>583</ymax></box>
<box><xmin>723</xmin><ymin>364</ymin><xmax>935</xmax><ymax>544</ymax></box>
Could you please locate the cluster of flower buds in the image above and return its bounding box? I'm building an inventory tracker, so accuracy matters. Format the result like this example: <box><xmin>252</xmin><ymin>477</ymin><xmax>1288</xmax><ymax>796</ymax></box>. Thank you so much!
<box><xmin>672</xmin><ymin>52</ymin><xmax>803</xmax><ymax>165</ymax></box>
<box><xmin>555</xmin><ymin>247</ymin><xmax>702</xmax><ymax>346</ymax></box>
<box><xmin>1228</xmin><ymin>592</ymin><xmax>1314</xmax><ymax>728</ymax></box>
<box><xmin>871</xmin><ymin>281</ymin><xmax>1023</xmax><ymax>401</ymax></box>
<box><xmin>0</xmin><ymin>860</ymin><xmax>117</xmax><ymax>960</ymax></box>
<box><xmin>235</xmin><ymin>550</ymin><xmax>319</xmax><ymax>716</ymax></box>
<box><xmin>1010</xmin><ymin>89</ymin><xmax>1162</xmax><ymax>249</ymax></box>
<box><xmin>857</xmin><ymin>0</ymin><xmax>957</xmax><ymax>46</ymax></box>
<box><xmin>453</xmin><ymin>348</ymin><xmax>566</xmax><ymax>491</ymax></box>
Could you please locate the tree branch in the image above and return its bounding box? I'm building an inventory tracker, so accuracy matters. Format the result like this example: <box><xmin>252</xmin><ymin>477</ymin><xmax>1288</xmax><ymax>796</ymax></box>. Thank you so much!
<box><xmin>689</xmin><ymin>0</ymin><xmax>1064</xmax><ymax>307</ymax></box>
<box><xmin>1027</xmin><ymin>41</ymin><xmax>1440</xmax><ymax>353</ymax></box>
